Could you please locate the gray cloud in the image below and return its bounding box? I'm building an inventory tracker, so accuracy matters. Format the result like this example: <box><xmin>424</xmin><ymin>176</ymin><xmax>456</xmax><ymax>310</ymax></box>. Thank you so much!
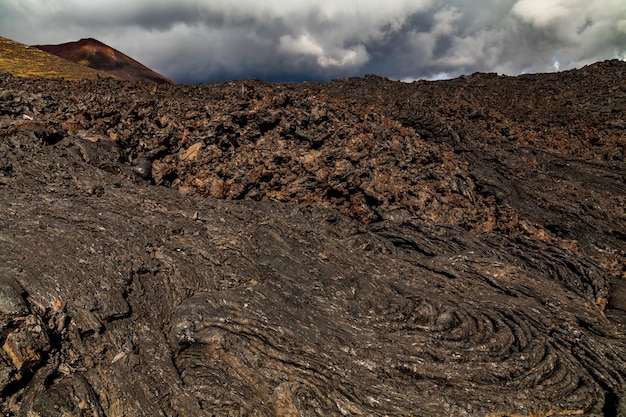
<box><xmin>1</xmin><ymin>0</ymin><xmax>625</xmax><ymax>83</ymax></box>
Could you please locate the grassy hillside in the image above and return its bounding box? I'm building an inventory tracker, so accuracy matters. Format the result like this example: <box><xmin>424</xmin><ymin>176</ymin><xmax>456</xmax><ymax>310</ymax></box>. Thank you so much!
<box><xmin>0</xmin><ymin>36</ymin><xmax>113</xmax><ymax>81</ymax></box>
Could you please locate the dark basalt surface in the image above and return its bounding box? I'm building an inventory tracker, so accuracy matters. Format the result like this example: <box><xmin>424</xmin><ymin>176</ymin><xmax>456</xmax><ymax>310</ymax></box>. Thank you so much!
<box><xmin>0</xmin><ymin>61</ymin><xmax>625</xmax><ymax>416</ymax></box>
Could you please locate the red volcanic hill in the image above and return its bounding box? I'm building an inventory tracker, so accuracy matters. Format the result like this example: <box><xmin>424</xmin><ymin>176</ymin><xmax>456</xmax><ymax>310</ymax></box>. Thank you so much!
<box><xmin>33</xmin><ymin>38</ymin><xmax>175</xmax><ymax>84</ymax></box>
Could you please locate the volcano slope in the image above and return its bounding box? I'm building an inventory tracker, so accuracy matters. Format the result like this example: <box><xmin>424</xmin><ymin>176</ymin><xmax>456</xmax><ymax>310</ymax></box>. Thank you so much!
<box><xmin>0</xmin><ymin>61</ymin><xmax>625</xmax><ymax>416</ymax></box>
<box><xmin>33</xmin><ymin>38</ymin><xmax>175</xmax><ymax>84</ymax></box>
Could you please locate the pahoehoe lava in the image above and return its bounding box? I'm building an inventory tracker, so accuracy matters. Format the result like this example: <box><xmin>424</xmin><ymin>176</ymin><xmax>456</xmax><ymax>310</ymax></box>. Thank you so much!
<box><xmin>0</xmin><ymin>61</ymin><xmax>625</xmax><ymax>416</ymax></box>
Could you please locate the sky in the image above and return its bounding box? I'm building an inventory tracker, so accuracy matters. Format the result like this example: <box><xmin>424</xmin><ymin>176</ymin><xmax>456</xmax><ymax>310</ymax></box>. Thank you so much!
<box><xmin>1</xmin><ymin>0</ymin><xmax>625</xmax><ymax>83</ymax></box>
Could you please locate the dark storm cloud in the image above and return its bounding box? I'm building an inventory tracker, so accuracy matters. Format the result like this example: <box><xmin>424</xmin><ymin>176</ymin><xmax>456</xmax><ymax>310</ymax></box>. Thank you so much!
<box><xmin>1</xmin><ymin>0</ymin><xmax>625</xmax><ymax>83</ymax></box>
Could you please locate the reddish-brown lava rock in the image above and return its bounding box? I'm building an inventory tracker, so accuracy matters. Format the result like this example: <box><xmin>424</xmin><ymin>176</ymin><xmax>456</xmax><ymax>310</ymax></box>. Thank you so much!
<box><xmin>0</xmin><ymin>62</ymin><xmax>625</xmax><ymax>415</ymax></box>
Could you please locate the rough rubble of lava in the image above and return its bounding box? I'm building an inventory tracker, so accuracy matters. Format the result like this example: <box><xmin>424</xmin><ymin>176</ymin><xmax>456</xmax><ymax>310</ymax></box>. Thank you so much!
<box><xmin>0</xmin><ymin>60</ymin><xmax>625</xmax><ymax>416</ymax></box>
